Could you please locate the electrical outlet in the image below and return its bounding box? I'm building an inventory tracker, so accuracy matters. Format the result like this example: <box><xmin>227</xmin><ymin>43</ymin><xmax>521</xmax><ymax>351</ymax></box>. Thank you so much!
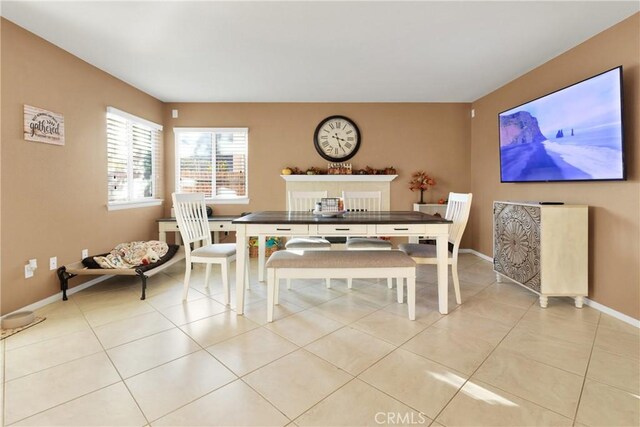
<box><xmin>81</xmin><ymin>249</ymin><xmax>89</xmax><ymax>259</ymax></box>
<box><xmin>24</xmin><ymin>264</ymin><xmax>34</xmax><ymax>278</ymax></box>
<box><xmin>49</xmin><ymin>257</ymin><xmax>57</xmax><ymax>270</ymax></box>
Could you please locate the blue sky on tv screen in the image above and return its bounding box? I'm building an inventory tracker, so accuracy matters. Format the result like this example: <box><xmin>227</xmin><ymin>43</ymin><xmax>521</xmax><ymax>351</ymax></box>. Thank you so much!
<box><xmin>500</xmin><ymin>69</ymin><xmax>621</xmax><ymax>139</ymax></box>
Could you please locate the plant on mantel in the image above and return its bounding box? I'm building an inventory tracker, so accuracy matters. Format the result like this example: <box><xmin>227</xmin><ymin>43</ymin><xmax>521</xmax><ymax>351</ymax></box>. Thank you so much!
<box><xmin>409</xmin><ymin>171</ymin><xmax>436</xmax><ymax>204</ymax></box>
<box><xmin>281</xmin><ymin>165</ymin><xmax>397</xmax><ymax>176</ymax></box>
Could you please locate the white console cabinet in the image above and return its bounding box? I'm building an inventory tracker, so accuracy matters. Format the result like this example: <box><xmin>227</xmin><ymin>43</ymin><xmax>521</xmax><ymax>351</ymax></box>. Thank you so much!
<box><xmin>493</xmin><ymin>201</ymin><xmax>588</xmax><ymax>308</ymax></box>
<box><xmin>413</xmin><ymin>203</ymin><xmax>447</xmax><ymax>217</ymax></box>
<box><xmin>411</xmin><ymin>203</ymin><xmax>448</xmax><ymax>243</ymax></box>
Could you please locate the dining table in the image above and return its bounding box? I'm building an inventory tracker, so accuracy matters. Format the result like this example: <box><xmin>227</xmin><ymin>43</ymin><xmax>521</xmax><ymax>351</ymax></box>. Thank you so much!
<box><xmin>232</xmin><ymin>210</ymin><xmax>452</xmax><ymax>315</ymax></box>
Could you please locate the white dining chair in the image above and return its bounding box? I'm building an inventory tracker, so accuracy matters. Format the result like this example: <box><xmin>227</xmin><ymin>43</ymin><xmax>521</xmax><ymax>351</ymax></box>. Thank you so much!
<box><xmin>284</xmin><ymin>191</ymin><xmax>332</xmax><ymax>288</ymax></box>
<box><xmin>342</xmin><ymin>191</ymin><xmax>393</xmax><ymax>289</ymax></box>
<box><xmin>398</xmin><ymin>192</ymin><xmax>473</xmax><ymax>305</ymax></box>
<box><xmin>172</xmin><ymin>192</ymin><xmax>236</xmax><ymax>304</ymax></box>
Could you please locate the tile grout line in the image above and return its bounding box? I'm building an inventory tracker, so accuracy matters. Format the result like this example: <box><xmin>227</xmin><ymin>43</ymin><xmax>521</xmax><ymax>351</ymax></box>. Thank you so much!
<box><xmin>82</xmin><ymin>292</ymin><xmax>154</xmax><ymax>427</ymax></box>
<box><xmin>571</xmin><ymin>313</ymin><xmax>602</xmax><ymax>426</ymax></box>
<box><xmin>425</xmin><ymin>293</ymin><xmax>560</xmax><ymax>425</ymax></box>
<box><xmin>270</xmin><ymin>263</ymin><xmax>503</xmax><ymax>424</ymax></box>
<box><xmin>4</xmin><ymin>296</ymin><xmax>135</xmax><ymax>426</ymax></box>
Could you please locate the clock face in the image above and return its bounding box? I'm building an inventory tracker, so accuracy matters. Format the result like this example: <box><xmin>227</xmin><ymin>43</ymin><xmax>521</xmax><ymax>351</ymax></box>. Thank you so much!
<box><xmin>313</xmin><ymin>116</ymin><xmax>361</xmax><ymax>161</ymax></box>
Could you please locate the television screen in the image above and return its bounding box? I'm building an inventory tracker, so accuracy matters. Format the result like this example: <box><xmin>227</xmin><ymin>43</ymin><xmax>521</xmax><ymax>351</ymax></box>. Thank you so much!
<box><xmin>499</xmin><ymin>67</ymin><xmax>624</xmax><ymax>182</ymax></box>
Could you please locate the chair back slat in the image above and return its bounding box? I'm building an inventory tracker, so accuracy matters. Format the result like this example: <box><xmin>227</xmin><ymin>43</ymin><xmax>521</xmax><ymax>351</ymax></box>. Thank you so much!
<box><xmin>172</xmin><ymin>193</ymin><xmax>212</xmax><ymax>247</ymax></box>
<box><xmin>288</xmin><ymin>191</ymin><xmax>328</xmax><ymax>212</ymax></box>
<box><xmin>342</xmin><ymin>191</ymin><xmax>382</xmax><ymax>212</ymax></box>
<box><xmin>444</xmin><ymin>192</ymin><xmax>473</xmax><ymax>249</ymax></box>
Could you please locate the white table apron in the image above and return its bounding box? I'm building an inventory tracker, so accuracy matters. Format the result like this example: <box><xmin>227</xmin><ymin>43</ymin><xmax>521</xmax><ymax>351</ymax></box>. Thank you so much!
<box><xmin>234</xmin><ymin>221</ymin><xmax>451</xmax><ymax>315</ymax></box>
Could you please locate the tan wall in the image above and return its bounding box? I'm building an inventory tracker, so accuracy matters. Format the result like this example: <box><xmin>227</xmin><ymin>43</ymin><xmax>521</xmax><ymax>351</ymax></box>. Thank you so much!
<box><xmin>470</xmin><ymin>13</ymin><xmax>640</xmax><ymax>319</ymax></box>
<box><xmin>0</xmin><ymin>19</ymin><xmax>164</xmax><ymax>314</ymax></box>
<box><xmin>163</xmin><ymin>102</ymin><xmax>472</xmax><ymax>232</ymax></box>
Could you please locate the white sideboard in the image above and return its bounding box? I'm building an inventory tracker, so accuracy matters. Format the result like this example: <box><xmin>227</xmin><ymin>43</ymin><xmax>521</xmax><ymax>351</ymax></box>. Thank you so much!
<box><xmin>493</xmin><ymin>201</ymin><xmax>588</xmax><ymax>308</ymax></box>
<box><xmin>413</xmin><ymin>203</ymin><xmax>447</xmax><ymax>217</ymax></box>
<box><xmin>410</xmin><ymin>203</ymin><xmax>448</xmax><ymax>243</ymax></box>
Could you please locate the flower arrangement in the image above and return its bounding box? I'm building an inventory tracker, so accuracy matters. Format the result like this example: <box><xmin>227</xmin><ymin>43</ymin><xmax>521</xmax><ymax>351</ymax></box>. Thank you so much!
<box><xmin>409</xmin><ymin>171</ymin><xmax>436</xmax><ymax>204</ymax></box>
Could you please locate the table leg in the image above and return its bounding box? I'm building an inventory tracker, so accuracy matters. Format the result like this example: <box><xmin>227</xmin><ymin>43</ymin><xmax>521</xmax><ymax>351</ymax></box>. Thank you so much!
<box><xmin>258</xmin><ymin>236</ymin><xmax>266</xmax><ymax>282</ymax></box>
<box><xmin>213</xmin><ymin>231</ymin><xmax>220</xmax><ymax>244</ymax></box>
<box><xmin>436</xmin><ymin>233</ymin><xmax>449</xmax><ymax>314</ymax></box>
<box><xmin>235</xmin><ymin>225</ymin><xmax>248</xmax><ymax>315</ymax></box>
<box><xmin>159</xmin><ymin>231</ymin><xmax>167</xmax><ymax>243</ymax></box>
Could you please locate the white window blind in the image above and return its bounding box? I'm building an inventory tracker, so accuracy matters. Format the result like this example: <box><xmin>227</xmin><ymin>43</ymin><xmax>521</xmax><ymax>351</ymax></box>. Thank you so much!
<box><xmin>107</xmin><ymin>107</ymin><xmax>163</xmax><ymax>205</ymax></box>
<box><xmin>175</xmin><ymin>128</ymin><xmax>248</xmax><ymax>201</ymax></box>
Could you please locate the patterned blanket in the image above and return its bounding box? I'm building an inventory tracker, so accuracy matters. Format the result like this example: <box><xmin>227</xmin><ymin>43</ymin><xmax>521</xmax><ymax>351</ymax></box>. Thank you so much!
<box><xmin>94</xmin><ymin>241</ymin><xmax>169</xmax><ymax>269</ymax></box>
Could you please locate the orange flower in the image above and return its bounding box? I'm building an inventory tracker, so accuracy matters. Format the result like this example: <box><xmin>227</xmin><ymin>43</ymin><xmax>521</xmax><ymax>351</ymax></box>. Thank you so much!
<box><xmin>409</xmin><ymin>171</ymin><xmax>436</xmax><ymax>191</ymax></box>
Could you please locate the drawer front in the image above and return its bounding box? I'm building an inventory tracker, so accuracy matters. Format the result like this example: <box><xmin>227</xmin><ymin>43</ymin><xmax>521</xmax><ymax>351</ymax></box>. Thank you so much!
<box><xmin>211</xmin><ymin>221</ymin><xmax>234</xmax><ymax>231</ymax></box>
<box><xmin>317</xmin><ymin>224</ymin><xmax>368</xmax><ymax>235</ymax></box>
<box><xmin>158</xmin><ymin>222</ymin><xmax>181</xmax><ymax>232</ymax></box>
<box><xmin>376</xmin><ymin>224</ymin><xmax>426</xmax><ymax>235</ymax></box>
<box><xmin>250</xmin><ymin>224</ymin><xmax>309</xmax><ymax>235</ymax></box>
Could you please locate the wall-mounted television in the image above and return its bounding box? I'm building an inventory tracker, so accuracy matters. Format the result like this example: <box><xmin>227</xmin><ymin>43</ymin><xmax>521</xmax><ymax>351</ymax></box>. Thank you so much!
<box><xmin>498</xmin><ymin>66</ymin><xmax>625</xmax><ymax>183</ymax></box>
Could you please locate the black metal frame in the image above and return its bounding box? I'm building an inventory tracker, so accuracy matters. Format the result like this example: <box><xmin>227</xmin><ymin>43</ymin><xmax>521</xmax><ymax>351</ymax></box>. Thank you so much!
<box><xmin>56</xmin><ymin>266</ymin><xmax>148</xmax><ymax>301</ymax></box>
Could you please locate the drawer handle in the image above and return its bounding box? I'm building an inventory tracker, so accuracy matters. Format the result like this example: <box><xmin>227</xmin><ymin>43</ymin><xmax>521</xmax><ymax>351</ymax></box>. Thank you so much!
<box><xmin>394</xmin><ymin>227</ymin><xmax>409</xmax><ymax>231</ymax></box>
<box><xmin>335</xmin><ymin>228</ymin><xmax>350</xmax><ymax>231</ymax></box>
<box><xmin>276</xmin><ymin>228</ymin><xmax>292</xmax><ymax>231</ymax></box>
<box><xmin>219</xmin><ymin>225</ymin><xmax>224</xmax><ymax>228</ymax></box>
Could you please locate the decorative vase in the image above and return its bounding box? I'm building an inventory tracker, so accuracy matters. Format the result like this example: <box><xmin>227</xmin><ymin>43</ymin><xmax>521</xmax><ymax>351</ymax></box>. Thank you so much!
<box><xmin>419</xmin><ymin>190</ymin><xmax>425</xmax><ymax>204</ymax></box>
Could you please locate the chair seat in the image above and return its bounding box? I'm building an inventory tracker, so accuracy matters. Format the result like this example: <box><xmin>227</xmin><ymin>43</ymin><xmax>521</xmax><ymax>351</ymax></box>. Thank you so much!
<box><xmin>398</xmin><ymin>243</ymin><xmax>452</xmax><ymax>258</ymax></box>
<box><xmin>346</xmin><ymin>238</ymin><xmax>392</xmax><ymax>249</ymax></box>
<box><xmin>192</xmin><ymin>243</ymin><xmax>237</xmax><ymax>258</ymax></box>
<box><xmin>285</xmin><ymin>237</ymin><xmax>331</xmax><ymax>249</ymax></box>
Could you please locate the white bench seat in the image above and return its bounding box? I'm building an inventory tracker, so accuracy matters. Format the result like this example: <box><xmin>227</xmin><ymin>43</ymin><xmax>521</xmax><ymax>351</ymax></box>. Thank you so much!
<box><xmin>265</xmin><ymin>250</ymin><xmax>416</xmax><ymax>322</ymax></box>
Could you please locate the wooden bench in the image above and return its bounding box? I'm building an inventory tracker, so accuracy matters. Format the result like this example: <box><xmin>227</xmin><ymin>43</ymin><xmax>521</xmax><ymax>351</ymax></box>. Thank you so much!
<box><xmin>265</xmin><ymin>250</ymin><xmax>417</xmax><ymax>322</ymax></box>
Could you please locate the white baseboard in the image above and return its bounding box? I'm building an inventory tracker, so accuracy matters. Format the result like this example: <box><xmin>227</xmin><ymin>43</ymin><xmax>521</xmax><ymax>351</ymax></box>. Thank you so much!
<box><xmin>1</xmin><ymin>275</ymin><xmax>112</xmax><ymax>319</ymax></box>
<box><xmin>583</xmin><ymin>298</ymin><xmax>640</xmax><ymax>328</ymax></box>
<box><xmin>459</xmin><ymin>248</ymin><xmax>493</xmax><ymax>262</ymax></box>
<box><xmin>459</xmin><ymin>248</ymin><xmax>639</xmax><ymax>328</ymax></box>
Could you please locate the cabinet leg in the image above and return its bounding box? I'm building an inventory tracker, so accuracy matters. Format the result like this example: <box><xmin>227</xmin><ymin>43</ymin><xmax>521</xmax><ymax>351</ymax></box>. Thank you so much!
<box><xmin>496</xmin><ymin>273</ymin><xmax>502</xmax><ymax>283</ymax></box>
<box><xmin>575</xmin><ymin>296</ymin><xmax>584</xmax><ymax>309</ymax></box>
<box><xmin>539</xmin><ymin>296</ymin><xmax>548</xmax><ymax>308</ymax></box>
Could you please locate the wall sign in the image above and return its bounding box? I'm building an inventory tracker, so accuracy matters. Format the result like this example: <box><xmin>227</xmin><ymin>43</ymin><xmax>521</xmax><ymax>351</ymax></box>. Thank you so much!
<box><xmin>24</xmin><ymin>105</ymin><xmax>65</xmax><ymax>146</ymax></box>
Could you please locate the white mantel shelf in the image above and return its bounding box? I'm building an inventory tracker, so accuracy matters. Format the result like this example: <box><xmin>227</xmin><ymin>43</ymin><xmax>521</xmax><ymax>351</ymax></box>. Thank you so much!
<box><xmin>281</xmin><ymin>175</ymin><xmax>397</xmax><ymax>182</ymax></box>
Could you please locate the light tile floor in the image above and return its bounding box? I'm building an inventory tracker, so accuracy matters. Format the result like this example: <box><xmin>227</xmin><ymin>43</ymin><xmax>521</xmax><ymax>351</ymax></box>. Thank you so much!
<box><xmin>2</xmin><ymin>254</ymin><xmax>639</xmax><ymax>426</ymax></box>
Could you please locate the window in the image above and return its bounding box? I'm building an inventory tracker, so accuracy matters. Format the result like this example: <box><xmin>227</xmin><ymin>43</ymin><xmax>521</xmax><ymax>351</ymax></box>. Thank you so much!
<box><xmin>107</xmin><ymin>107</ymin><xmax>163</xmax><ymax>209</ymax></box>
<box><xmin>174</xmin><ymin>128</ymin><xmax>249</xmax><ymax>203</ymax></box>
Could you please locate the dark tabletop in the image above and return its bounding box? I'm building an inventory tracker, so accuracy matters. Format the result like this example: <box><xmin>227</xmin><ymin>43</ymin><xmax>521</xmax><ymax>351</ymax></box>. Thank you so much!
<box><xmin>232</xmin><ymin>211</ymin><xmax>451</xmax><ymax>225</ymax></box>
<box><xmin>157</xmin><ymin>216</ymin><xmax>238</xmax><ymax>222</ymax></box>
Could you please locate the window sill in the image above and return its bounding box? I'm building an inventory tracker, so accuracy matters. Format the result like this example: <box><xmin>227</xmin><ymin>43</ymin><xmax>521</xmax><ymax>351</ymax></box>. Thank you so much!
<box><xmin>107</xmin><ymin>199</ymin><xmax>163</xmax><ymax>211</ymax></box>
<box><xmin>205</xmin><ymin>197</ymin><xmax>250</xmax><ymax>205</ymax></box>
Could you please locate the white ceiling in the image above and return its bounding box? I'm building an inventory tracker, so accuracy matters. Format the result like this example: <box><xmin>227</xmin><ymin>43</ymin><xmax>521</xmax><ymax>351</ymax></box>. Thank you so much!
<box><xmin>2</xmin><ymin>1</ymin><xmax>638</xmax><ymax>102</ymax></box>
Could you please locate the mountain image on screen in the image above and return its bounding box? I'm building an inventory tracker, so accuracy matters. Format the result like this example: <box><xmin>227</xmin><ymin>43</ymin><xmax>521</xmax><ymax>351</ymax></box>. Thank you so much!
<box><xmin>498</xmin><ymin>68</ymin><xmax>624</xmax><ymax>182</ymax></box>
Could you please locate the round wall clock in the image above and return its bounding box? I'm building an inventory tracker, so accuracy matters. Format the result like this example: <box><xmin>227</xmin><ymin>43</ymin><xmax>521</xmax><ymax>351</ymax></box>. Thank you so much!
<box><xmin>313</xmin><ymin>115</ymin><xmax>361</xmax><ymax>161</ymax></box>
